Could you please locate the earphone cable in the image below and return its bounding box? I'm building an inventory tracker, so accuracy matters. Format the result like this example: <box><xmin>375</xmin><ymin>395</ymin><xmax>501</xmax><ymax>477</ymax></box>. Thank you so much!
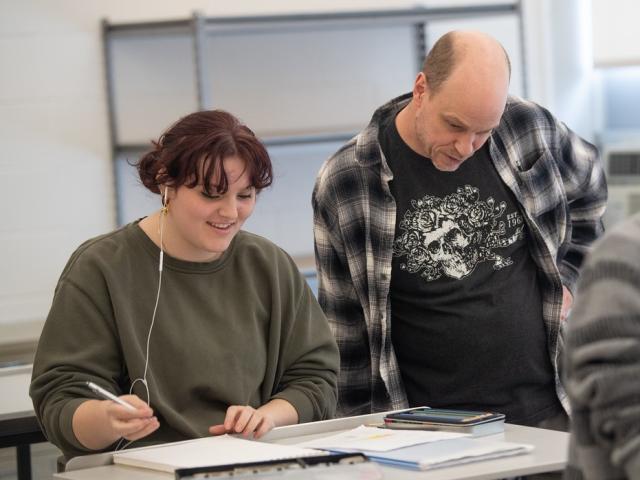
<box><xmin>130</xmin><ymin>207</ymin><xmax>166</xmax><ymax>407</ymax></box>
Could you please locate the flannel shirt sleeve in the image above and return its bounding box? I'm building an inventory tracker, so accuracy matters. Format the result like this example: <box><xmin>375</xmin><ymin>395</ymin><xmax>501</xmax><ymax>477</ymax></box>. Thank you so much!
<box><xmin>312</xmin><ymin>166</ymin><xmax>373</xmax><ymax>417</ymax></box>
<box><xmin>554</xmin><ymin>120</ymin><xmax>607</xmax><ymax>294</ymax></box>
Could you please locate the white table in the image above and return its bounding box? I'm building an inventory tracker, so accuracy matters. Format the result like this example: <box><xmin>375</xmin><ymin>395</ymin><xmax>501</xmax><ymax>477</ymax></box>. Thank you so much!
<box><xmin>56</xmin><ymin>411</ymin><xmax>568</xmax><ymax>480</ymax></box>
<box><xmin>0</xmin><ymin>364</ymin><xmax>47</xmax><ymax>480</ymax></box>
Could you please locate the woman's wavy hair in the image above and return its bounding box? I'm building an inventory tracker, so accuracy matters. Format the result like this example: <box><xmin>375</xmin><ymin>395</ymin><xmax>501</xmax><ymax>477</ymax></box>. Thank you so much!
<box><xmin>137</xmin><ymin>110</ymin><xmax>273</xmax><ymax>196</ymax></box>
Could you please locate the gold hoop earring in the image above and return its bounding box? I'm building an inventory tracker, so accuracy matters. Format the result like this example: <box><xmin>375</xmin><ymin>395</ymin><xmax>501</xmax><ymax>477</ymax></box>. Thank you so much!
<box><xmin>161</xmin><ymin>187</ymin><xmax>169</xmax><ymax>215</ymax></box>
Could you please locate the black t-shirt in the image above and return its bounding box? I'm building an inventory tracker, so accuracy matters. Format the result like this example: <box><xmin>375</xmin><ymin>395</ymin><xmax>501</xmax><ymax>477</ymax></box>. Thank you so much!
<box><xmin>380</xmin><ymin>114</ymin><xmax>562</xmax><ymax>426</ymax></box>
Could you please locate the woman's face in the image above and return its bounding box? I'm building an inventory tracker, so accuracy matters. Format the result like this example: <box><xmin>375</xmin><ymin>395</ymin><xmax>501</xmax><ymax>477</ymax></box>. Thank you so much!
<box><xmin>163</xmin><ymin>155</ymin><xmax>256</xmax><ymax>262</ymax></box>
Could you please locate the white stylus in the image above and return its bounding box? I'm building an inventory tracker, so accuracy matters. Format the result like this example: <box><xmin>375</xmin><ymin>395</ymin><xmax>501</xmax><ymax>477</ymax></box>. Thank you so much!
<box><xmin>86</xmin><ymin>381</ymin><xmax>137</xmax><ymax>412</ymax></box>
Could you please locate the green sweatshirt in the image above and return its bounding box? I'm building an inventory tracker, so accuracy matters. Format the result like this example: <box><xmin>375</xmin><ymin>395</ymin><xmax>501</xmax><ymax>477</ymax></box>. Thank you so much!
<box><xmin>30</xmin><ymin>221</ymin><xmax>339</xmax><ymax>459</ymax></box>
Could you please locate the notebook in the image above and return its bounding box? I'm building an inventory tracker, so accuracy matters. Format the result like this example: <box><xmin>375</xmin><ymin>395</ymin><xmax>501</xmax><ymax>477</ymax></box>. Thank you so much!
<box><xmin>338</xmin><ymin>437</ymin><xmax>533</xmax><ymax>470</ymax></box>
<box><xmin>382</xmin><ymin>417</ymin><xmax>505</xmax><ymax>436</ymax></box>
<box><xmin>112</xmin><ymin>435</ymin><xmax>328</xmax><ymax>473</ymax></box>
<box><xmin>383</xmin><ymin>407</ymin><xmax>505</xmax><ymax>436</ymax></box>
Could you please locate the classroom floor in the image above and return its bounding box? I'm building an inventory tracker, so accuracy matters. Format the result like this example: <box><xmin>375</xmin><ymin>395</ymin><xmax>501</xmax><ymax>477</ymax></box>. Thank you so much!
<box><xmin>0</xmin><ymin>443</ymin><xmax>60</xmax><ymax>480</ymax></box>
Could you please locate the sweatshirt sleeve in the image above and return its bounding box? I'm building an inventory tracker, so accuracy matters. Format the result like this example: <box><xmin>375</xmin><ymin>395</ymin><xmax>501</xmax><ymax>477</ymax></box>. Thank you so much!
<box><xmin>29</xmin><ymin>271</ymin><xmax>124</xmax><ymax>459</ymax></box>
<box><xmin>564</xmin><ymin>222</ymin><xmax>640</xmax><ymax>479</ymax></box>
<box><xmin>269</xmin><ymin>256</ymin><xmax>339</xmax><ymax>423</ymax></box>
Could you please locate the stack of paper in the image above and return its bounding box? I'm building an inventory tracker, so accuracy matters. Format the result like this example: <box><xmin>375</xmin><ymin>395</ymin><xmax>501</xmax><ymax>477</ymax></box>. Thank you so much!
<box><xmin>355</xmin><ymin>438</ymin><xmax>533</xmax><ymax>470</ymax></box>
<box><xmin>297</xmin><ymin>425</ymin><xmax>533</xmax><ymax>471</ymax></box>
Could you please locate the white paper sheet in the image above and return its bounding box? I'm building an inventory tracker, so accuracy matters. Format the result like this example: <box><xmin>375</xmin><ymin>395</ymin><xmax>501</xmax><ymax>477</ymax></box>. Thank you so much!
<box><xmin>296</xmin><ymin>425</ymin><xmax>468</xmax><ymax>452</ymax></box>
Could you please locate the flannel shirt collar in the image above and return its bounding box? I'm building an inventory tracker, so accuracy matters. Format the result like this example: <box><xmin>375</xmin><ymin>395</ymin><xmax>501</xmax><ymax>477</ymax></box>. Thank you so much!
<box><xmin>355</xmin><ymin>93</ymin><xmax>412</xmax><ymax>167</ymax></box>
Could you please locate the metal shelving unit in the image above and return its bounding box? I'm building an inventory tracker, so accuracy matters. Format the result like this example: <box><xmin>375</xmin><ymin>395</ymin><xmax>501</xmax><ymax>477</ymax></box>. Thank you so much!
<box><xmin>101</xmin><ymin>2</ymin><xmax>526</xmax><ymax>250</ymax></box>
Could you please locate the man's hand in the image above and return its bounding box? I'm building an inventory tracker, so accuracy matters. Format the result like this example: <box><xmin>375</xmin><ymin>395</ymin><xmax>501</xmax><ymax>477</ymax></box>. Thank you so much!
<box><xmin>561</xmin><ymin>285</ymin><xmax>573</xmax><ymax>322</ymax></box>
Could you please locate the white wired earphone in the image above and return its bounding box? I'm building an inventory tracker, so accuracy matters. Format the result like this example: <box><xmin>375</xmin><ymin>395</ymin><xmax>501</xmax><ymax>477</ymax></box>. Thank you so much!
<box><xmin>117</xmin><ymin>187</ymin><xmax>168</xmax><ymax>450</ymax></box>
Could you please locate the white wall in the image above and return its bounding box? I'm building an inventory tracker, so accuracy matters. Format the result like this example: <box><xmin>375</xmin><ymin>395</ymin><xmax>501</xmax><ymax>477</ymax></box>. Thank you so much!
<box><xmin>0</xmin><ymin>0</ymin><xmax>594</xmax><ymax>338</ymax></box>
<box><xmin>1</xmin><ymin>1</ymin><xmax>115</xmax><ymax>329</ymax></box>
<box><xmin>592</xmin><ymin>0</ymin><xmax>640</xmax><ymax>67</ymax></box>
<box><xmin>546</xmin><ymin>0</ymin><xmax>596</xmax><ymax>141</ymax></box>
<box><xmin>521</xmin><ymin>0</ymin><xmax>596</xmax><ymax>141</ymax></box>
<box><xmin>0</xmin><ymin>0</ymin><xmax>420</xmax><ymax>333</ymax></box>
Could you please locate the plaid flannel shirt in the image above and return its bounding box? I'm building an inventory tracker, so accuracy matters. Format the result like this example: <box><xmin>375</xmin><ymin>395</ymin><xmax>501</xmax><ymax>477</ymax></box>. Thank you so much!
<box><xmin>312</xmin><ymin>93</ymin><xmax>607</xmax><ymax>417</ymax></box>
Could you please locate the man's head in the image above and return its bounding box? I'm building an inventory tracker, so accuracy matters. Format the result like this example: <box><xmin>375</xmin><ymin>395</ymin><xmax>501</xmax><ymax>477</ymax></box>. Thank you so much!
<box><xmin>399</xmin><ymin>31</ymin><xmax>511</xmax><ymax>171</ymax></box>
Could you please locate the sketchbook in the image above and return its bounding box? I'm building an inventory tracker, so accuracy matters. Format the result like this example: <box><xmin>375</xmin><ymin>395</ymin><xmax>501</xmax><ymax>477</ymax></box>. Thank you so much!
<box><xmin>174</xmin><ymin>453</ymin><xmax>383</xmax><ymax>480</ymax></box>
<box><xmin>112</xmin><ymin>435</ymin><xmax>328</xmax><ymax>473</ymax></box>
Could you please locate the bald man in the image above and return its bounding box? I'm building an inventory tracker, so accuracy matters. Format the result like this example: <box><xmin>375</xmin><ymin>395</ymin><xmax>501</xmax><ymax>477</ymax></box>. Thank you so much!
<box><xmin>313</xmin><ymin>31</ymin><xmax>607</xmax><ymax>431</ymax></box>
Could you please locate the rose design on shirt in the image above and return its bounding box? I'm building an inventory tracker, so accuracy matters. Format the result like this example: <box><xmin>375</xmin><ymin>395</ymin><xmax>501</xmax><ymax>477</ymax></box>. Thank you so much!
<box><xmin>393</xmin><ymin>185</ymin><xmax>524</xmax><ymax>281</ymax></box>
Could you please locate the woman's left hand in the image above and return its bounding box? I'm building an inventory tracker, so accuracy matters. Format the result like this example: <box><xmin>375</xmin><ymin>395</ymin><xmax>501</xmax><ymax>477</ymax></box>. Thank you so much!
<box><xmin>209</xmin><ymin>405</ymin><xmax>276</xmax><ymax>439</ymax></box>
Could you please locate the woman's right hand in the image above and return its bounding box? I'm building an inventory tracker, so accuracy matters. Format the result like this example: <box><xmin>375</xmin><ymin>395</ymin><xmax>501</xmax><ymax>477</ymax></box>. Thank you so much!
<box><xmin>73</xmin><ymin>396</ymin><xmax>159</xmax><ymax>450</ymax></box>
<box><xmin>104</xmin><ymin>395</ymin><xmax>159</xmax><ymax>441</ymax></box>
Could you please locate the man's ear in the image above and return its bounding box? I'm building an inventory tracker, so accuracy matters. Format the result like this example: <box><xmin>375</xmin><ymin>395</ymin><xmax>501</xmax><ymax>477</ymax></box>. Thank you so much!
<box><xmin>413</xmin><ymin>72</ymin><xmax>428</xmax><ymax>105</ymax></box>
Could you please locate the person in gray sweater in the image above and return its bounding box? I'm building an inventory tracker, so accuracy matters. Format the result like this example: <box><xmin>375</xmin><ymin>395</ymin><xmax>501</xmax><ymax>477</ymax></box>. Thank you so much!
<box><xmin>30</xmin><ymin>110</ymin><xmax>339</xmax><ymax>460</ymax></box>
<box><xmin>564</xmin><ymin>212</ymin><xmax>640</xmax><ymax>479</ymax></box>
